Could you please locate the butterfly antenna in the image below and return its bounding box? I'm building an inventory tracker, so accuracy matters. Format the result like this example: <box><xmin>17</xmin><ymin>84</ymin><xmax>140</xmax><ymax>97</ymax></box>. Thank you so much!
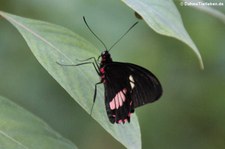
<box><xmin>83</xmin><ymin>16</ymin><xmax>108</xmax><ymax>50</ymax></box>
<box><xmin>90</xmin><ymin>102</ymin><xmax>94</xmax><ymax>116</ymax></box>
<box><xmin>108</xmin><ymin>21</ymin><xmax>138</xmax><ymax>51</ymax></box>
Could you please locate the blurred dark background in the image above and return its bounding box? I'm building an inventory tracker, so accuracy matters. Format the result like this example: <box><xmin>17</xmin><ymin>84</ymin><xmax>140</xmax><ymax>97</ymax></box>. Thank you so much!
<box><xmin>0</xmin><ymin>0</ymin><xmax>225</xmax><ymax>148</ymax></box>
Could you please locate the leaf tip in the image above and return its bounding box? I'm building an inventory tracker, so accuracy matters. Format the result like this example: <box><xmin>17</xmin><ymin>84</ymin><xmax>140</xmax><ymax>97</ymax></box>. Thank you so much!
<box><xmin>200</xmin><ymin>59</ymin><xmax>204</xmax><ymax>70</ymax></box>
<box><xmin>196</xmin><ymin>52</ymin><xmax>204</xmax><ymax>70</ymax></box>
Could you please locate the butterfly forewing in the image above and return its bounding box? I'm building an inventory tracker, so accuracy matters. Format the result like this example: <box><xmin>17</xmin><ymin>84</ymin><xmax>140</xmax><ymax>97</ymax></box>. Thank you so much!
<box><xmin>126</xmin><ymin>63</ymin><xmax>162</xmax><ymax>107</ymax></box>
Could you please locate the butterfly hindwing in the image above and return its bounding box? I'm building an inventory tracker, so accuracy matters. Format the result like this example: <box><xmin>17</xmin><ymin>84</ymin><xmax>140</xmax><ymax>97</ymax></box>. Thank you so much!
<box><xmin>103</xmin><ymin>62</ymin><xmax>162</xmax><ymax>123</ymax></box>
<box><xmin>104</xmin><ymin>63</ymin><xmax>134</xmax><ymax>123</ymax></box>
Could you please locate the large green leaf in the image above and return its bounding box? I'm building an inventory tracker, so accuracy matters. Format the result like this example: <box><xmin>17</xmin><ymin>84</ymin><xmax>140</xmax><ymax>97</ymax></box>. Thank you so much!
<box><xmin>122</xmin><ymin>0</ymin><xmax>204</xmax><ymax>69</ymax></box>
<box><xmin>0</xmin><ymin>96</ymin><xmax>77</xmax><ymax>149</ymax></box>
<box><xmin>0</xmin><ymin>11</ymin><xmax>141</xmax><ymax>149</ymax></box>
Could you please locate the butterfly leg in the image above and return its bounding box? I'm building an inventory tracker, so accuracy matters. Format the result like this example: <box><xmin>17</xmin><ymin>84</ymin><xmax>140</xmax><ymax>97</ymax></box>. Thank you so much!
<box><xmin>57</xmin><ymin>58</ymin><xmax>102</xmax><ymax>115</ymax></box>
<box><xmin>56</xmin><ymin>61</ymin><xmax>100</xmax><ymax>75</ymax></box>
<box><xmin>76</xmin><ymin>57</ymin><xmax>99</xmax><ymax>69</ymax></box>
<box><xmin>90</xmin><ymin>81</ymin><xmax>102</xmax><ymax>115</ymax></box>
<box><xmin>76</xmin><ymin>57</ymin><xmax>98</xmax><ymax>63</ymax></box>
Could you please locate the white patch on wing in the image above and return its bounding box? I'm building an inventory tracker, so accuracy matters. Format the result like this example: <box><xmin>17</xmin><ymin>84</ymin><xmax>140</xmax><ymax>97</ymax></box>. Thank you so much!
<box><xmin>109</xmin><ymin>89</ymin><xmax>127</xmax><ymax>110</ymax></box>
<box><xmin>129</xmin><ymin>75</ymin><xmax>135</xmax><ymax>89</ymax></box>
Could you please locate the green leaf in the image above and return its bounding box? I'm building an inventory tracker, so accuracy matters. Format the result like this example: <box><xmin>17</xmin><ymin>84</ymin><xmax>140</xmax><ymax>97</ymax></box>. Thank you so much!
<box><xmin>0</xmin><ymin>96</ymin><xmax>77</xmax><ymax>149</ymax></box>
<box><xmin>182</xmin><ymin>0</ymin><xmax>225</xmax><ymax>24</ymax></box>
<box><xmin>0</xmin><ymin>11</ymin><xmax>141</xmax><ymax>149</ymax></box>
<box><xmin>122</xmin><ymin>0</ymin><xmax>204</xmax><ymax>69</ymax></box>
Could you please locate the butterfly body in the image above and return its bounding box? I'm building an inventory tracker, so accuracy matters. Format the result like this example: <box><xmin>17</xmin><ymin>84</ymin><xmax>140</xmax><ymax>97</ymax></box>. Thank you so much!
<box><xmin>99</xmin><ymin>50</ymin><xmax>162</xmax><ymax>124</ymax></box>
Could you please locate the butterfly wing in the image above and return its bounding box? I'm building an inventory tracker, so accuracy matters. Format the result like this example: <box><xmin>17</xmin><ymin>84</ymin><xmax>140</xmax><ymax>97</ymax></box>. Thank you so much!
<box><xmin>125</xmin><ymin>63</ymin><xmax>162</xmax><ymax>107</ymax></box>
<box><xmin>103</xmin><ymin>62</ymin><xmax>162</xmax><ymax>124</ymax></box>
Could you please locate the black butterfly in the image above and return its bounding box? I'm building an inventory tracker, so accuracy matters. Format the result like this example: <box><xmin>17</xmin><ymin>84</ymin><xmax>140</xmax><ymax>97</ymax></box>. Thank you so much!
<box><xmin>99</xmin><ymin>51</ymin><xmax>162</xmax><ymax>124</ymax></box>
<box><xmin>58</xmin><ymin>17</ymin><xmax>162</xmax><ymax>124</ymax></box>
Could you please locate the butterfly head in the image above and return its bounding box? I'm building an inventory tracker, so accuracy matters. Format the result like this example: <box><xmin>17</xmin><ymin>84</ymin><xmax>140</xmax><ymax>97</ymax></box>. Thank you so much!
<box><xmin>100</xmin><ymin>50</ymin><xmax>112</xmax><ymax>66</ymax></box>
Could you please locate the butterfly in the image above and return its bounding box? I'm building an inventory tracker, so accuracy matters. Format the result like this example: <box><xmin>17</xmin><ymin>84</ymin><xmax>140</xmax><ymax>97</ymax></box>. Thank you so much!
<box><xmin>58</xmin><ymin>17</ymin><xmax>162</xmax><ymax>124</ymax></box>
<box><xmin>99</xmin><ymin>50</ymin><xmax>162</xmax><ymax>124</ymax></box>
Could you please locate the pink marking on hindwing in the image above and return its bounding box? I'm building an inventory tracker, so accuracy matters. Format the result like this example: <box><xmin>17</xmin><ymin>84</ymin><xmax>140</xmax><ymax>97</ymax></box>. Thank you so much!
<box><xmin>109</xmin><ymin>89</ymin><xmax>127</xmax><ymax>110</ymax></box>
<box><xmin>123</xmin><ymin>119</ymin><xmax>128</xmax><ymax>123</ymax></box>
<box><xmin>117</xmin><ymin>120</ymin><xmax>123</xmax><ymax>124</ymax></box>
<box><xmin>117</xmin><ymin>118</ymin><xmax>128</xmax><ymax>124</ymax></box>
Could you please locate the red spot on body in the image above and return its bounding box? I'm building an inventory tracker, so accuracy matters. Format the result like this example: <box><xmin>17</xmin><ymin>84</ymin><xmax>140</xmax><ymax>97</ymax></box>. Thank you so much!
<box><xmin>100</xmin><ymin>68</ymin><xmax>104</xmax><ymax>73</ymax></box>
